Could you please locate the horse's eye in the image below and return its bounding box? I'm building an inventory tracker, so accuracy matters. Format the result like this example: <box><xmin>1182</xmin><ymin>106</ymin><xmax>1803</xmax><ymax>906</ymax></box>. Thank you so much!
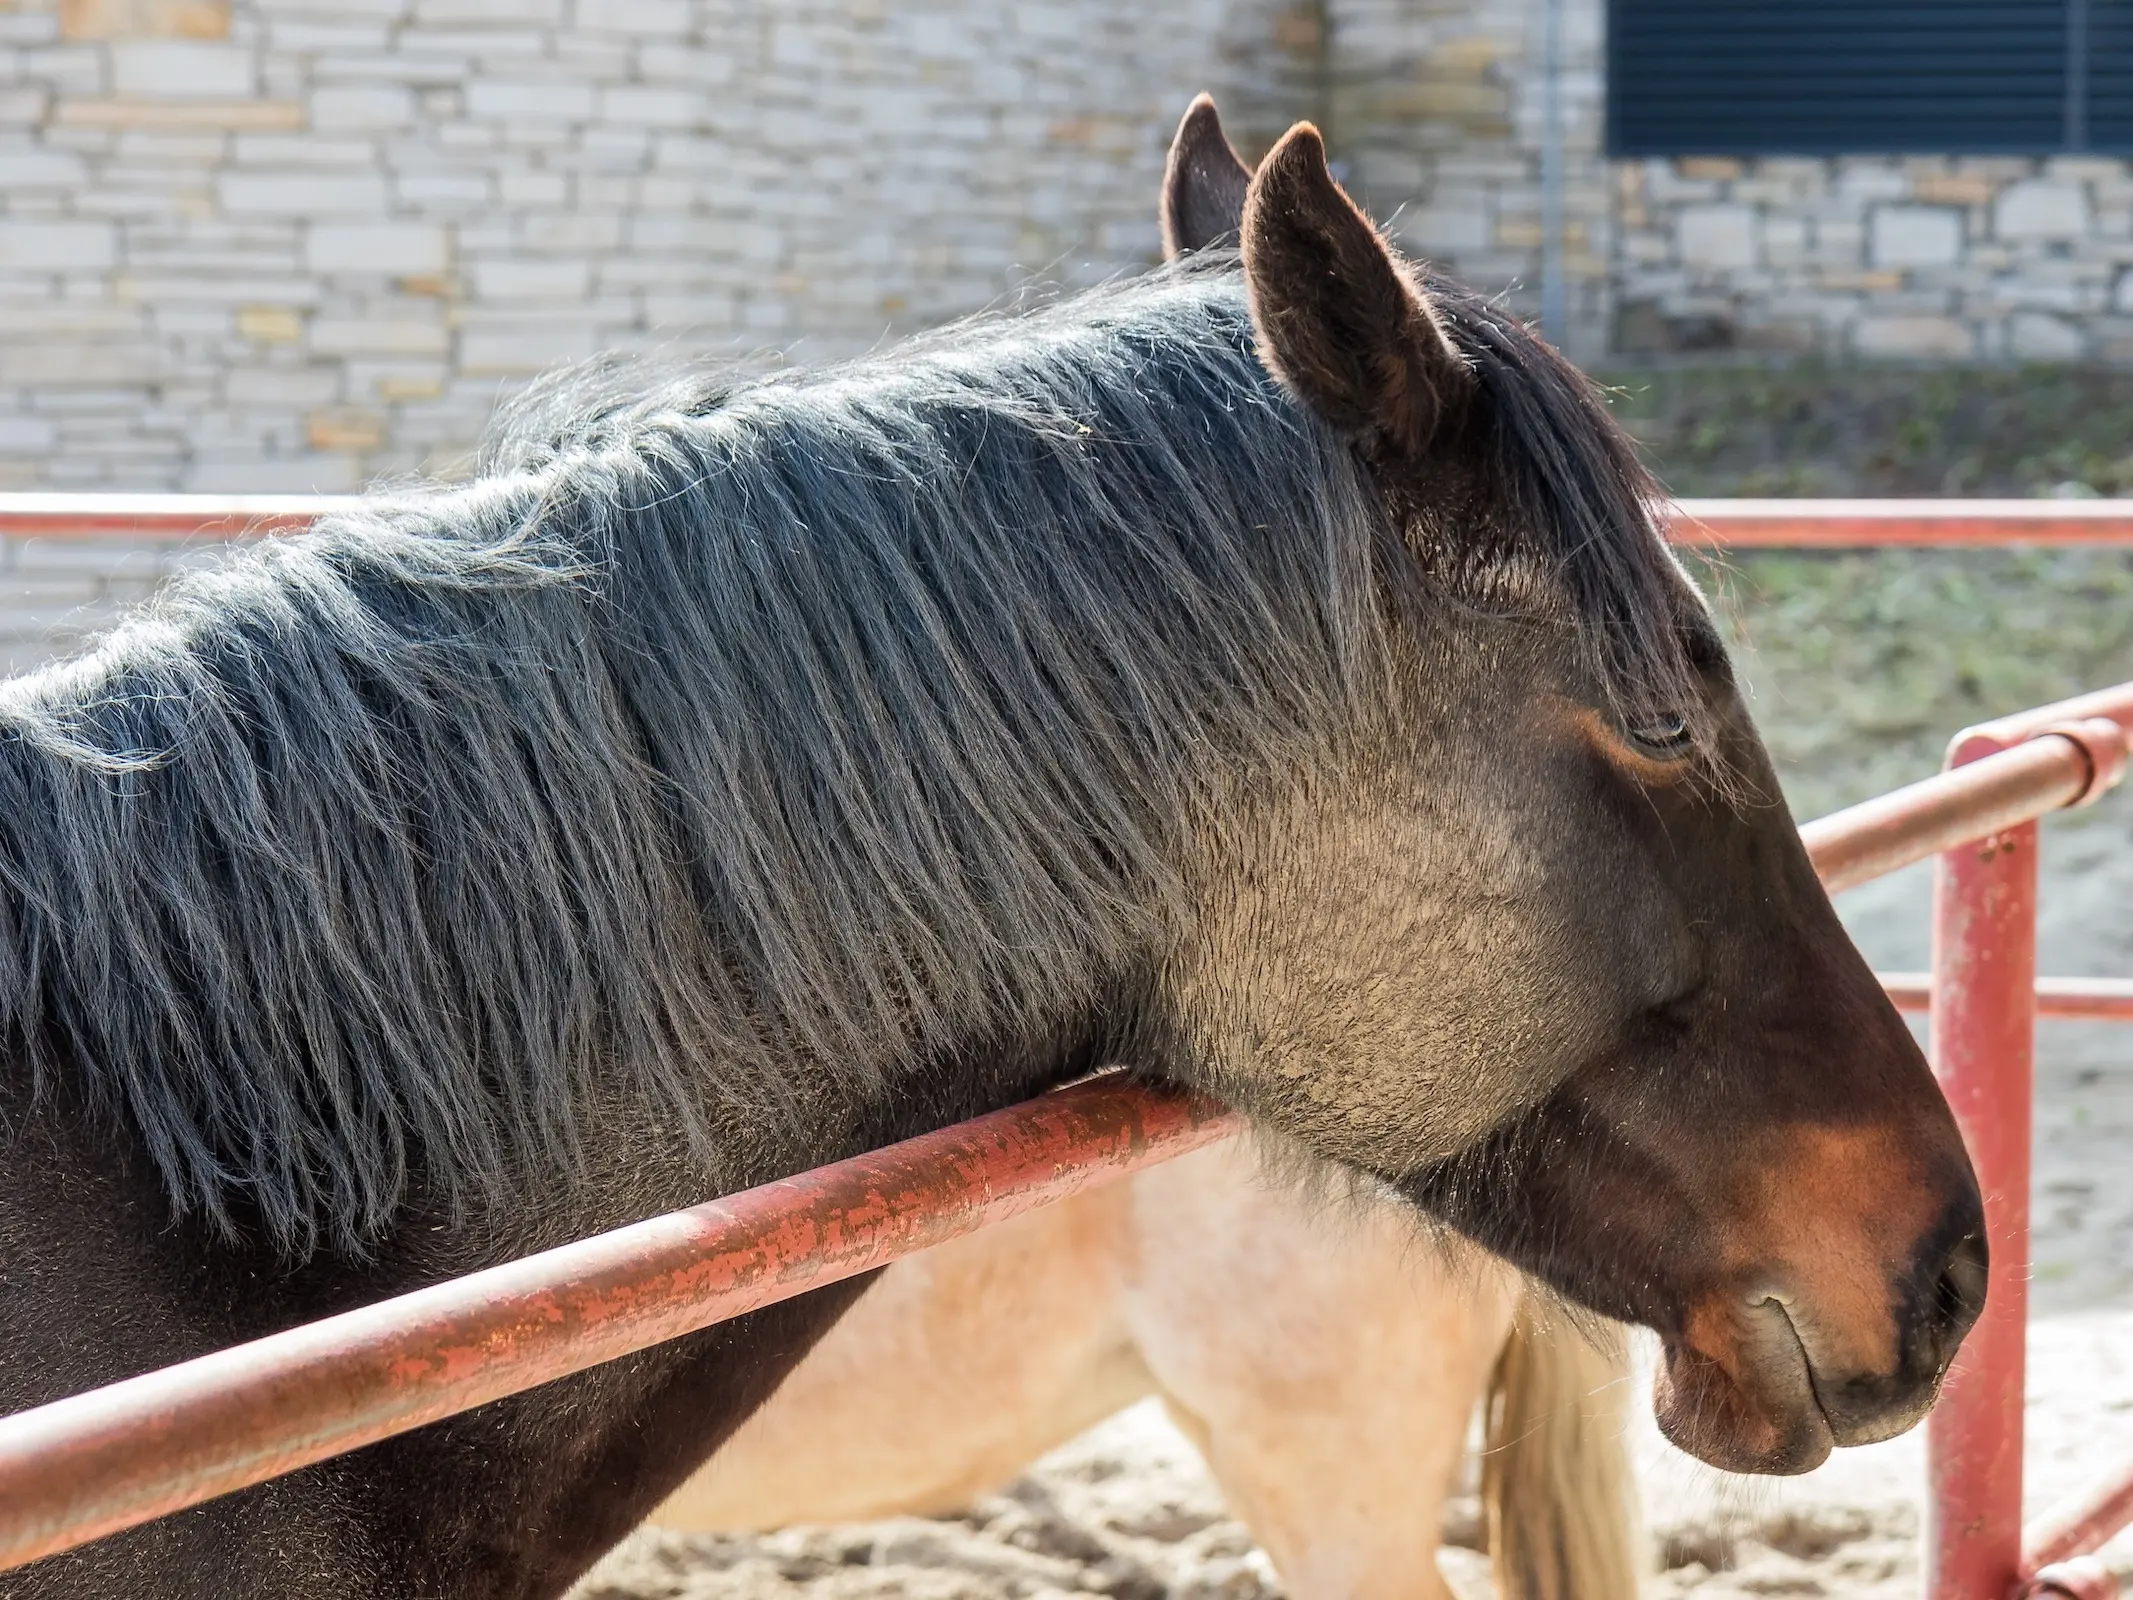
<box><xmin>1627</xmin><ymin>713</ymin><xmax>1695</xmax><ymax>760</ymax></box>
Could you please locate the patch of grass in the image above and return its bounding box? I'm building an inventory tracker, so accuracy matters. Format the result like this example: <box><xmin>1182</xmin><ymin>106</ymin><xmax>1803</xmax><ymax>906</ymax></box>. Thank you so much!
<box><xmin>1688</xmin><ymin>548</ymin><xmax>2133</xmax><ymax>819</ymax></box>
<box><xmin>1575</xmin><ymin>365</ymin><xmax>2133</xmax><ymax>815</ymax></box>
<box><xmin>1600</xmin><ymin>363</ymin><xmax>2133</xmax><ymax>498</ymax></box>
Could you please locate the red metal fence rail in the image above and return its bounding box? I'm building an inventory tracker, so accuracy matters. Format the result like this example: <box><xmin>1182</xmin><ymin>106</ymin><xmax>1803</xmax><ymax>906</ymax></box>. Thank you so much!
<box><xmin>0</xmin><ymin>1079</ymin><xmax>1236</xmax><ymax>1571</ymax></box>
<box><xmin>0</xmin><ymin>493</ymin><xmax>352</xmax><ymax>541</ymax></box>
<box><xmin>1</xmin><ymin>498</ymin><xmax>2132</xmax><ymax>1596</ymax></box>
<box><xmin>1668</xmin><ymin>499</ymin><xmax>2133</xmax><ymax>548</ymax></box>
<box><xmin>1881</xmin><ymin>975</ymin><xmax>2133</xmax><ymax>1021</ymax></box>
<box><xmin>1933</xmin><ymin>689</ymin><xmax>2133</xmax><ymax>1600</ymax></box>
<box><xmin>7</xmin><ymin>493</ymin><xmax>2133</xmax><ymax>547</ymax></box>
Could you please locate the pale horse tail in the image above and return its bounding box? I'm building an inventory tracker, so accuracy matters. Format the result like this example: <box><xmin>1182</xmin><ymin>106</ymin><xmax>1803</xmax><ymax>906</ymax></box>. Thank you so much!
<box><xmin>1482</xmin><ymin>1287</ymin><xmax>1649</xmax><ymax>1600</ymax></box>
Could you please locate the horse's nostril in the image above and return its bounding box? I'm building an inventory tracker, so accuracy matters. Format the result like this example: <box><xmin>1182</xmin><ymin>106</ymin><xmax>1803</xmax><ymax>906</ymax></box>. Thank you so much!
<box><xmin>1925</xmin><ymin>1229</ymin><xmax>1989</xmax><ymax>1359</ymax></box>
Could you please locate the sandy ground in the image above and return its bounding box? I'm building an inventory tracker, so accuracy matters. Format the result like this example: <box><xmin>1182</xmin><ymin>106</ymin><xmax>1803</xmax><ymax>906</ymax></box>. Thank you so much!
<box><xmin>571</xmin><ymin>548</ymin><xmax>2133</xmax><ymax>1599</ymax></box>
<box><xmin>577</xmin><ymin>1405</ymin><xmax>1288</xmax><ymax>1600</ymax></box>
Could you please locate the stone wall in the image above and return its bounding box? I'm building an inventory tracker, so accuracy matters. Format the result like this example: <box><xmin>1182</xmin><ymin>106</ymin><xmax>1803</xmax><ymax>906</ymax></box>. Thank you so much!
<box><xmin>0</xmin><ymin>530</ymin><xmax>196</xmax><ymax>673</ymax></box>
<box><xmin>1615</xmin><ymin>156</ymin><xmax>2133</xmax><ymax>362</ymax></box>
<box><xmin>0</xmin><ymin>0</ymin><xmax>1629</xmax><ymax>497</ymax></box>
<box><xmin>9</xmin><ymin>0</ymin><xmax>2133</xmax><ymax>503</ymax></box>
<box><xmin>0</xmin><ymin>0</ymin><xmax>1317</xmax><ymax>493</ymax></box>
<box><xmin>1325</xmin><ymin>0</ymin><xmax>2133</xmax><ymax>366</ymax></box>
<box><xmin>1328</xmin><ymin>0</ymin><xmax>1612</xmax><ymax>361</ymax></box>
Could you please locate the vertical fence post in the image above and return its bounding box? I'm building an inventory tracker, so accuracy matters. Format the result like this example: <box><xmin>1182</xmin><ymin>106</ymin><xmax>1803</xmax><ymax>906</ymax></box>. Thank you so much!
<box><xmin>1927</xmin><ymin>728</ymin><xmax>2041</xmax><ymax>1600</ymax></box>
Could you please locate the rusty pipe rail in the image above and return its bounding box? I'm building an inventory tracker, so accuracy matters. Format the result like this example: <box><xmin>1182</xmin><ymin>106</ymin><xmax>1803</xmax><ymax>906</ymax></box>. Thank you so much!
<box><xmin>10</xmin><ymin>494</ymin><xmax>2133</xmax><ymax>548</ymax></box>
<box><xmin>1799</xmin><ymin>716</ymin><xmax>2127</xmax><ymax>893</ymax></box>
<box><xmin>0</xmin><ymin>493</ymin><xmax>354</xmax><ymax>541</ymax></box>
<box><xmin>1881</xmin><ymin>975</ymin><xmax>2133</xmax><ymax>1020</ymax></box>
<box><xmin>0</xmin><ymin>1078</ymin><xmax>1236</xmax><ymax>1573</ymax></box>
<box><xmin>2027</xmin><ymin>1474</ymin><xmax>2133</xmax><ymax>1578</ymax></box>
<box><xmin>1668</xmin><ymin>499</ymin><xmax>2133</xmax><ymax>549</ymax></box>
<box><xmin>1916</xmin><ymin>690</ymin><xmax>2133</xmax><ymax>1600</ymax></box>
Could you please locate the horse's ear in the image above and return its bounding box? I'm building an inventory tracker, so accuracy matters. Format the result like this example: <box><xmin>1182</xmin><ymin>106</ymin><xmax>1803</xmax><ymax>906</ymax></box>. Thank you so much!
<box><xmin>1241</xmin><ymin>123</ymin><xmax>1469</xmax><ymax>459</ymax></box>
<box><xmin>1161</xmin><ymin>94</ymin><xmax>1251</xmax><ymax>258</ymax></box>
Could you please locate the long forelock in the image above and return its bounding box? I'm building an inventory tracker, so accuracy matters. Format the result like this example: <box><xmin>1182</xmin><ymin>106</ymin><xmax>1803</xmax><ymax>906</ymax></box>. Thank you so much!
<box><xmin>1419</xmin><ymin>276</ymin><xmax>1714</xmax><ymax>756</ymax></box>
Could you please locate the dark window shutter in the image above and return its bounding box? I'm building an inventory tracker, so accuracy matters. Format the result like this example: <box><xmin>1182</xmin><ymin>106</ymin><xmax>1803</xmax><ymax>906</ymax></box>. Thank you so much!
<box><xmin>2091</xmin><ymin>0</ymin><xmax>2133</xmax><ymax>149</ymax></box>
<box><xmin>1609</xmin><ymin>0</ymin><xmax>2072</xmax><ymax>156</ymax></box>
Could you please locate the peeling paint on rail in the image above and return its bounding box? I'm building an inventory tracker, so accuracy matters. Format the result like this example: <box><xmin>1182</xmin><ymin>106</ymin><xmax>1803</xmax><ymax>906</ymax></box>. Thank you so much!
<box><xmin>0</xmin><ymin>1076</ymin><xmax>1236</xmax><ymax>1574</ymax></box>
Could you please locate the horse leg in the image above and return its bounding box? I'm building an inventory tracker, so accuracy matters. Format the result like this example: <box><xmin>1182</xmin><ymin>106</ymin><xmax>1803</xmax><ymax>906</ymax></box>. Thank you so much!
<box><xmin>1119</xmin><ymin>1142</ymin><xmax>1519</xmax><ymax>1600</ymax></box>
<box><xmin>653</xmin><ymin>1178</ymin><xmax>1151</xmax><ymax>1530</ymax></box>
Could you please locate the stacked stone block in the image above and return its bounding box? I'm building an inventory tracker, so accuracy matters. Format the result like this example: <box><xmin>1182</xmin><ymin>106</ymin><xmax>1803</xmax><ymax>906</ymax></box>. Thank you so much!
<box><xmin>1614</xmin><ymin>155</ymin><xmax>2133</xmax><ymax>361</ymax></box>
<box><xmin>0</xmin><ymin>0</ymin><xmax>1315</xmax><ymax>493</ymax></box>
<box><xmin>0</xmin><ymin>530</ymin><xmax>204</xmax><ymax>674</ymax></box>
<box><xmin>8</xmin><ymin>0</ymin><xmax>2133</xmax><ymax>506</ymax></box>
<box><xmin>1328</xmin><ymin>0</ymin><xmax>1612</xmax><ymax>360</ymax></box>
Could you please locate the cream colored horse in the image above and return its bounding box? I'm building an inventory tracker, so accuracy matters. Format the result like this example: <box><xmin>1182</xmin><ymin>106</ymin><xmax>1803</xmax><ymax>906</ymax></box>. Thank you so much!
<box><xmin>654</xmin><ymin>1140</ymin><xmax>1643</xmax><ymax>1600</ymax></box>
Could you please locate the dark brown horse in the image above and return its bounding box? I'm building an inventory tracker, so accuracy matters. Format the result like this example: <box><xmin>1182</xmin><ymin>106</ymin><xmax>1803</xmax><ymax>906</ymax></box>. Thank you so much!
<box><xmin>0</xmin><ymin>96</ymin><xmax>1979</xmax><ymax>1599</ymax></box>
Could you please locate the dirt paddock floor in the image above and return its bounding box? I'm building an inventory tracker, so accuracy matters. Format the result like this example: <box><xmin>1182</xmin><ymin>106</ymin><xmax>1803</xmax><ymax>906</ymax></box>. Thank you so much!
<box><xmin>569</xmin><ymin>545</ymin><xmax>2133</xmax><ymax>1600</ymax></box>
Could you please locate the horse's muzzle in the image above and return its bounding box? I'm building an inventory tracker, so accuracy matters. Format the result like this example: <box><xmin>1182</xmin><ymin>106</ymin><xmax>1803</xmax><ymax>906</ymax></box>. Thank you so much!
<box><xmin>1653</xmin><ymin>1199</ymin><xmax>1988</xmax><ymax>1475</ymax></box>
<box><xmin>1810</xmin><ymin>1216</ymin><xmax>1988</xmax><ymax>1446</ymax></box>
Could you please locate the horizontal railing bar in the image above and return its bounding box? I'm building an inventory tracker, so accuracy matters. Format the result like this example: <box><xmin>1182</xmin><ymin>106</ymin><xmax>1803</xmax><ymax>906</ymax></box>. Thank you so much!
<box><xmin>6</xmin><ymin>494</ymin><xmax>2133</xmax><ymax>548</ymax></box>
<box><xmin>1959</xmin><ymin>681</ymin><xmax>2133</xmax><ymax>751</ymax></box>
<box><xmin>1880</xmin><ymin>974</ymin><xmax>2133</xmax><ymax>1020</ymax></box>
<box><xmin>0</xmin><ymin>1076</ymin><xmax>1236</xmax><ymax>1574</ymax></box>
<box><xmin>2025</xmin><ymin>1463</ymin><xmax>2133</xmax><ymax>1574</ymax></box>
<box><xmin>1799</xmin><ymin>733</ymin><xmax>2102</xmax><ymax>894</ymax></box>
<box><xmin>1669</xmin><ymin>498</ymin><xmax>2133</xmax><ymax>548</ymax></box>
<box><xmin>0</xmin><ymin>494</ymin><xmax>357</xmax><ymax>541</ymax></box>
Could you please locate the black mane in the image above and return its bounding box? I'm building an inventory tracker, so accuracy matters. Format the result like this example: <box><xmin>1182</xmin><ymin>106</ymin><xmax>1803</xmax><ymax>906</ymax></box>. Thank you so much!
<box><xmin>0</xmin><ymin>258</ymin><xmax>1689</xmax><ymax>1252</ymax></box>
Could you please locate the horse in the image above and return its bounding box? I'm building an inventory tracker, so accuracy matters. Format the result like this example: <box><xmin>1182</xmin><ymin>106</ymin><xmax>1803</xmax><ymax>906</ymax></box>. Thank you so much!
<box><xmin>649</xmin><ymin>1137</ymin><xmax>1645</xmax><ymax>1600</ymax></box>
<box><xmin>0</xmin><ymin>93</ymin><xmax>1982</xmax><ymax>1599</ymax></box>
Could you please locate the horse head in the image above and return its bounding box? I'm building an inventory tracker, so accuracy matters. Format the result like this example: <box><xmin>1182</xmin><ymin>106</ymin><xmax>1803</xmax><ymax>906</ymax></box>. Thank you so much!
<box><xmin>1154</xmin><ymin>98</ymin><xmax>1983</xmax><ymax>1476</ymax></box>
